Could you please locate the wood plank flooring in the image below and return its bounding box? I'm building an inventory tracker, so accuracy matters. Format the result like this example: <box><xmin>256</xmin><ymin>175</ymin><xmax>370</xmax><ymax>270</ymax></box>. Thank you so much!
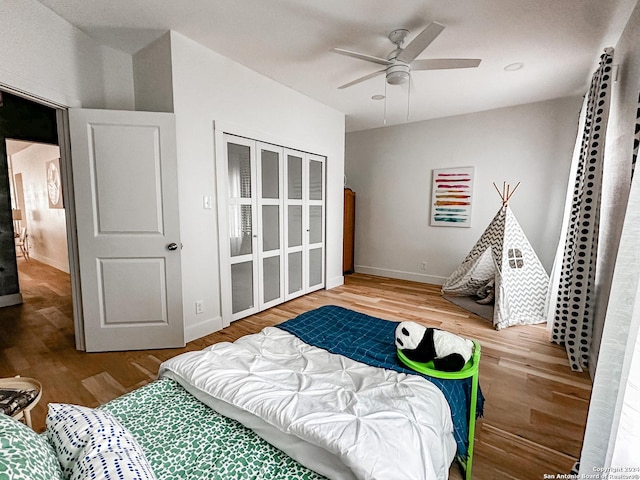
<box><xmin>0</xmin><ymin>258</ymin><xmax>592</xmax><ymax>479</ymax></box>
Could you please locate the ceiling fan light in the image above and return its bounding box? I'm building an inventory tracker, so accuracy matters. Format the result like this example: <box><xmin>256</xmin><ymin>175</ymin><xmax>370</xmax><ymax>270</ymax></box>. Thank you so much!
<box><xmin>386</xmin><ymin>64</ymin><xmax>410</xmax><ymax>85</ymax></box>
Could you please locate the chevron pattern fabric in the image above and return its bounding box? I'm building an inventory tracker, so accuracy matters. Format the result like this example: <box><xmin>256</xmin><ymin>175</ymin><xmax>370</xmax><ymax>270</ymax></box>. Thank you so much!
<box><xmin>442</xmin><ymin>205</ymin><xmax>549</xmax><ymax>330</ymax></box>
<box><xmin>498</xmin><ymin>207</ymin><xmax>550</xmax><ymax>329</ymax></box>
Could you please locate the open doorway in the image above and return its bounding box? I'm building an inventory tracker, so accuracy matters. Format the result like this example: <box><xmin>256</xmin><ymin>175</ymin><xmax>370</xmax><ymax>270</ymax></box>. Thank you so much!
<box><xmin>7</xmin><ymin>139</ymin><xmax>69</xmax><ymax>271</ymax></box>
<box><xmin>0</xmin><ymin>90</ymin><xmax>74</xmax><ymax>344</ymax></box>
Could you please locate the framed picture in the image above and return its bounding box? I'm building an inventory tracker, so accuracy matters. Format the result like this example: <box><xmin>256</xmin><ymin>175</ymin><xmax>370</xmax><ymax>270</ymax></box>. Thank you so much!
<box><xmin>46</xmin><ymin>158</ymin><xmax>63</xmax><ymax>209</ymax></box>
<box><xmin>430</xmin><ymin>167</ymin><xmax>474</xmax><ymax>227</ymax></box>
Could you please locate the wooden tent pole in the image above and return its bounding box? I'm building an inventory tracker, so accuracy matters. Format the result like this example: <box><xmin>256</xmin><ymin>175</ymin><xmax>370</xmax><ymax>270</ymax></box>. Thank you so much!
<box><xmin>493</xmin><ymin>182</ymin><xmax>503</xmax><ymax>200</ymax></box>
<box><xmin>494</xmin><ymin>181</ymin><xmax>522</xmax><ymax>205</ymax></box>
<box><xmin>506</xmin><ymin>182</ymin><xmax>521</xmax><ymax>203</ymax></box>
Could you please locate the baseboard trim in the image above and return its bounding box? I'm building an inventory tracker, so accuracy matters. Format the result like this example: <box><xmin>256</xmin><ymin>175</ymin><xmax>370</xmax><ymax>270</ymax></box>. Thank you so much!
<box><xmin>326</xmin><ymin>275</ymin><xmax>344</xmax><ymax>290</ymax></box>
<box><xmin>28</xmin><ymin>252</ymin><xmax>70</xmax><ymax>274</ymax></box>
<box><xmin>355</xmin><ymin>265</ymin><xmax>447</xmax><ymax>285</ymax></box>
<box><xmin>0</xmin><ymin>293</ymin><xmax>23</xmax><ymax>307</ymax></box>
<box><xmin>185</xmin><ymin>315</ymin><xmax>224</xmax><ymax>343</ymax></box>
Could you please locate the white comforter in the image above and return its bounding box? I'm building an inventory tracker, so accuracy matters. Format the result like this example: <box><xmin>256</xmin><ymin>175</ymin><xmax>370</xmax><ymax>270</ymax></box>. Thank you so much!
<box><xmin>159</xmin><ymin>327</ymin><xmax>456</xmax><ymax>480</ymax></box>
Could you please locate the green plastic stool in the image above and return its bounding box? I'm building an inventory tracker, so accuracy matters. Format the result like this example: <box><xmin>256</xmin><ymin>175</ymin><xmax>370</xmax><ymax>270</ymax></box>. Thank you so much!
<box><xmin>397</xmin><ymin>340</ymin><xmax>481</xmax><ymax>480</ymax></box>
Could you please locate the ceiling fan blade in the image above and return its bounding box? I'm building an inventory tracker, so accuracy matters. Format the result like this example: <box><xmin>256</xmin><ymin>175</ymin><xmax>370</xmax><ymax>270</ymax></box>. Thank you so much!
<box><xmin>331</xmin><ymin>48</ymin><xmax>391</xmax><ymax>66</ymax></box>
<box><xmin>338</xmin><ymin>70</ymin><xmax>385</xmax><ymax>89</ymax></box>
<box><xmin>411</xmin><ymin>58</ymin><xmax>481</xmax><ymax>70</ymax></box>
<box><xmin>397</xmin><ymin>22</ymin><xmax>445</xmax><ymax>64</ymax></box>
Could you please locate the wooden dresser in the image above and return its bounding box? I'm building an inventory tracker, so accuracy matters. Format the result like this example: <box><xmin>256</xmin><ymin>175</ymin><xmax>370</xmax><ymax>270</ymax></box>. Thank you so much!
<box><xmin>343</xmin><ymin>188</ymin><xmax>355</xmax><ymax>274</ymax></box>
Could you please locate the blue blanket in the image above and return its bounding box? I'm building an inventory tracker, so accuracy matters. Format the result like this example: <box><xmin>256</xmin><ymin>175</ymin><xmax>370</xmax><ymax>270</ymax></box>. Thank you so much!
<box><xmin>277</xmin><ymin>305</ymin><xmax>484</xmax><ymax>458</ymax></box>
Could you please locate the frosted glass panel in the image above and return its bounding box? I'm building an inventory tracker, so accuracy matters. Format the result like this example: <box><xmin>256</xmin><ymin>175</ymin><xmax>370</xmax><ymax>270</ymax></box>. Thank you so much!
<box><xmin>231</xmin><ymin>261</ymin><xmax>253</xmax><ymax>313</ymax></box>
<box><xmin>309</xmin><ymin>160</ymin><xmax>323</xmax><ymax>200</ymax></box>
<box><xmin>228</xmin><ymin>143</ymin><xmax>252</xmax><ymax>198</ymax></box>
<box><xmin>288</xmin><ymin>205</ymin><xmax>302</xmax><ymax>247</ymax></box>
<box><xmin>229</xmin><ymin>205</ymin><xmax>252</xmax><ymax>257</ymax></box>
<box><xmin>288</xmin><ymin>155</ymin><xmax>302</xmax><ymax>200</ymax></box>
<box><xmin>309</xmin><ymin>247</ymin><xmax>323</xmax><ymax>287</ymax></box>
<box><xmin>261</xmin><ymin>149</ymin><xmax>279</xmax><ymax>199</ymax></box>
<box><xmin>288</xmin><ymin>251</ymin><xmax>302</xmax><ymax>294</ymax></box>
<box><xmin>262</xmin><ymin>205</ymin><xmax>280</xmax><ymax>252</ymax></box>
<box><xmin>263</xmin><ymin>256</ymin><xmax>280</xmax><ymax>303</ymax></box>
<box><xmin>309</xmin><ymin>206</ymin><xmax>322</xmax><ymax>244</ymax></box>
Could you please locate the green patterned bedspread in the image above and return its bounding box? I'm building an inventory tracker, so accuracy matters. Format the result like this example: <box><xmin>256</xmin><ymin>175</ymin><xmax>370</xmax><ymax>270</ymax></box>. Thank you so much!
<box><xmin>101</xmin><ymin>378</ymin><xmax>326</xmax><ymax>480</ymax></box>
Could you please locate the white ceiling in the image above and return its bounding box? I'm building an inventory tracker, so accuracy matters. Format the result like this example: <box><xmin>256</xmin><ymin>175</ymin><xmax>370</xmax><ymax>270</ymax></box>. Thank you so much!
<box><xmin>36</xmin><ymin>0</ymin><xmax>637</xmax><ymax>132</ymax></box>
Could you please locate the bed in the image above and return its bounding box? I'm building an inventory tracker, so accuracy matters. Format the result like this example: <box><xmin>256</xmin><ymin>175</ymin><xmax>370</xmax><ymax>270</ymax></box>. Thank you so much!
<box><xmin>0</xmin><ymin>305</ymin><xmax>482</xmax><ymax>480</ymax></box>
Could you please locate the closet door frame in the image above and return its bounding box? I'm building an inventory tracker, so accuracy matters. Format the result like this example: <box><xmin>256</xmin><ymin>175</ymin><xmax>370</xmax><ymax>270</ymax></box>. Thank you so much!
<box><xmin>214</xmin><ymin>123</ymin><xmax>326</xmax><ymax>326</ymax></box>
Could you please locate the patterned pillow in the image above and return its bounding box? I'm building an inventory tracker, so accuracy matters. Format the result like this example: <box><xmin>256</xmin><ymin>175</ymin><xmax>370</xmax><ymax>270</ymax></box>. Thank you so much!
<box><xmin>0</xmin><ymin>413</ymin><xmax>64</xmax><ymax>480</ymax></box>
<box><xmin>70</xmin><ymin>436</ymin><xmax>157</xmax><ymax>480</ymax></box>
<box><xmin>46</xmin><ymin>403</ymin><xmax>156</xmax><ymax>480</ymax></box>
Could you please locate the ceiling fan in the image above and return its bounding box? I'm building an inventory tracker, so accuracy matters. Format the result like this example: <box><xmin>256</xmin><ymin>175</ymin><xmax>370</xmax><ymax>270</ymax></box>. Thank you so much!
<box><xmin>332</xmin><ymin>22</ymin><xmax>481</xmax><ymax>89</ymax></box>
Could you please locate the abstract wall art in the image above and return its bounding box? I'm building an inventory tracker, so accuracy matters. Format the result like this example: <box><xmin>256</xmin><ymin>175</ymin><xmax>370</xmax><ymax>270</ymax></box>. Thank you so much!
<box><xmin>430</xmin><ymin>167</ymin><xmax>474</xmax><ymax>227</ymax></box>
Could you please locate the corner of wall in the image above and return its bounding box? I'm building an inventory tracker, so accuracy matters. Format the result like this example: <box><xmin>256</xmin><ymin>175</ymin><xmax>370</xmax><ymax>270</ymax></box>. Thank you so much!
<box><xmin>326</xmin><ymin>275</ymin><xmax>345</xmax><ymax>290</ymax></box>
<box><xmin>133</xmin><ymin>31</ymin><xmax>174</xmax><ymax>112</ymax></box>
<box><xmin>100</xmin><ymin>45</ymin><xmax>135</xmax><ymax>110</ymax></box>
<box><xmin>184</xmin><ymin>315</ymin><xmax>224</xmax><ymax>343</ymax></box>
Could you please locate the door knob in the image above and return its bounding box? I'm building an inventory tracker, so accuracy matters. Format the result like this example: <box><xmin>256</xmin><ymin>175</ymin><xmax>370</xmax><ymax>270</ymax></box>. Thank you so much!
<box><xmin>167</xmin><ymin>243</ymin><xmax>178</xmax><ymax>251</ymax></box>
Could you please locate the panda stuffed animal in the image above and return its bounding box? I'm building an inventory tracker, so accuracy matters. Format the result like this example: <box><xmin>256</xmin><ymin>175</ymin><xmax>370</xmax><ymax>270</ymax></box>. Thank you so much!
<box><xmin>395</xmin><ymin>321</ymin><xmax>474</xmax><ymax>372</ymax></box>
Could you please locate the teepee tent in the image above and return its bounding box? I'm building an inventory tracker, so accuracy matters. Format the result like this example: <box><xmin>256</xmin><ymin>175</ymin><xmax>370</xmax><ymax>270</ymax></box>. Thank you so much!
<box><xmin>442</xmin><ymin>183</ymin><xmax>549</xmax><ymax>330</ymax></box>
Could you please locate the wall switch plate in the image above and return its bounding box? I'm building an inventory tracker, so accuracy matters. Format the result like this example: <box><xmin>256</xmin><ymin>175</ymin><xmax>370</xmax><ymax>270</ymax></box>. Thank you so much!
<box><xmin>195</xmin><ymin>300</ymin><xmax>204</xmax><ymax>314</ymax></box>
<box><xmin>203</xmin><ymin>196</ymin><xmax>212</xmax><ymax>209</ymax></box>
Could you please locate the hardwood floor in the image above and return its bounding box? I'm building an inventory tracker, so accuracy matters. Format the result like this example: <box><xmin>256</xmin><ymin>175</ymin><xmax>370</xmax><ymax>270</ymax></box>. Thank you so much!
<box><xmin>0</xmin><ymin>259</ymin><xmax>592</xmax><ymax>479</ymax></box>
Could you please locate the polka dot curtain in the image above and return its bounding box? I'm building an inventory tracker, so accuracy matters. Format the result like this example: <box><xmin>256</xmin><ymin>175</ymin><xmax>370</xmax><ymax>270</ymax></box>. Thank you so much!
<box><xmin>632</xmin><ymin>92</ymin><xmax>640</xmax><ymax>183</ymax></box>
<box><xmin>551</xmin><ymin>50</ymin><xmax>614</xmax><ymax>372</ymax></box>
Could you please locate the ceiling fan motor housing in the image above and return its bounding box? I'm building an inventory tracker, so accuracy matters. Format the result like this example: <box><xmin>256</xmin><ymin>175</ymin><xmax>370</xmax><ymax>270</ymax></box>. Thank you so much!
<box><xmin>386</xmin><ymin>62</ymin><xmax>410</xmax><ymax>85</ymax></box>
<box><xmin>332</xmin><ymin>22</ymin><xmax>480</xmax><ymax>90</ymax></box>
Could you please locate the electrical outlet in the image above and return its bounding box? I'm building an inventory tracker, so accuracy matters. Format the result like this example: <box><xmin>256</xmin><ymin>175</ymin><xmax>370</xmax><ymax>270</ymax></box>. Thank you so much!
<box><xmin>195</xmin><ymin>300</ymin><xmax>204</xmax><ymax>314</ymax></box>
<box><xmin>420</xmin><ymin>261</ymin><xmax>428</xmax><ymax>271</ymax></box>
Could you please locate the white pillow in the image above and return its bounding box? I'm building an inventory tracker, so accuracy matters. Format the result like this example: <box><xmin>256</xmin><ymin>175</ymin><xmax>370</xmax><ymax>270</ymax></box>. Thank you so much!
<box><xmin>46</xmin><ymin>403</ymin><xmax>156</xmax><ymax>480</ymax></box>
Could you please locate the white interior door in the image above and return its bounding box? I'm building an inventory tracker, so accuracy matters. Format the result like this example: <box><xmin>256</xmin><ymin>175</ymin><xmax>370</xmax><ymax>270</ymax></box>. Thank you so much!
<box><xmin>69</xmin><ymin>108</ymin><xmax>184</xmax><ymax>352</ymax></box>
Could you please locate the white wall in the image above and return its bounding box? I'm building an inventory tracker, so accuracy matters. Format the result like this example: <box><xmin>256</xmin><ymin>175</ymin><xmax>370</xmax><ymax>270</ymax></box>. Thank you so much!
<box><xmin>169</xmin><ymin>32</ymin><xmax>345</xmax><ymax>341</ymax></box>
<box><xmin>0</xmin><ymin>0</ymin><xmax>134</xmax><ymax>109</ymax></box>
<box><xmin>133</xmin><ymin>32</ymin><xmax>174</xmax><ymax>113</ymax></box>
<box><xmin>0</xmin><ymin>3</ymin><xmax>345</xmax><ymax>345</ymax></box>
<box><xmin>11</xmin><ymin>143</ymin><xmax>69</xmax><ymax>273</ymax></box>
<box><xmin>345</xmin><ymin>96</ymin><xmax>582</xmax><ymax>284</ymax></box>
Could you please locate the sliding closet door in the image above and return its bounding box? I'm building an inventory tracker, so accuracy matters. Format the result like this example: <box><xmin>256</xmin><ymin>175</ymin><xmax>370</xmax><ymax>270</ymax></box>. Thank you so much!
<box><xmin>225</xmin><ymin>135</ymin><xmax>259</xmax><ymax>320</ymax></box>
<box><xmin>257</xmin><ymin>142</ymin><xmax>285</xmax><ymax>309</ymax></box>
<box><xmin>306</xmin><ymin>154</ymin><xmax>325</xmax><ymax>292</ymax></box>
